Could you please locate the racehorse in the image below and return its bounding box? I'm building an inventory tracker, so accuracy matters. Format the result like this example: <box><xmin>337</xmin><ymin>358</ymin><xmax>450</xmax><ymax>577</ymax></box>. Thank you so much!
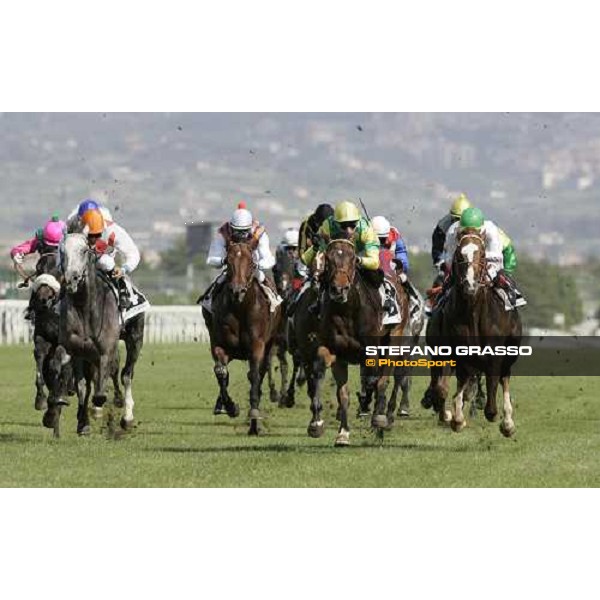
<box><xmin>267</xmin><ymin>247</ymin><xmax>303</xmax><ymax>407</ymax></box>
<box><xmin>45</xmin><ymin>233</ymin><xmax>141</xmax><ymax>437</ymax></box>
<box><xmin>202</xmin><ymin>240</ymin><xmax>282</xmax><ymax>435</ymax></box>
<box><xmin>310</xmin><ymin>239</ymin><xmax>408</xmax><ymax>446</ymax></box>
<box><xmin>424</xmin><ymin>228</ymin><xmax>522</xmax><ymax>436</ymax></box>
<box><xmin>28</xmin><ymin>251</ymin><xmax>63</xmax><ymax>411</ymax></box>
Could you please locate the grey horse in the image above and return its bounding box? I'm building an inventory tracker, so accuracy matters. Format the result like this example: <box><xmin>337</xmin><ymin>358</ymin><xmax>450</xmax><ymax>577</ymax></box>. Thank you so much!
<box><xmin>45</xmin><ymin>233</ymin><xmax>140</xmax><ymax>437</ymax></box>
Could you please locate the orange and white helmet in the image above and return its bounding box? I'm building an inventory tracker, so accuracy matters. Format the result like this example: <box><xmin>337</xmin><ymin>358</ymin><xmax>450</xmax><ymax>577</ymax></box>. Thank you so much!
<box><xmin>82</xmin><ymin>209</ymin><xmax>105</xmax><ymax>235</ymax></box>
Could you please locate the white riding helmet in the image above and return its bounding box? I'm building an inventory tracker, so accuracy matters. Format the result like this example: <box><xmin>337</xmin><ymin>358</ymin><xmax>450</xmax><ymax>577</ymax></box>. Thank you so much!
<box><xmin>282</xmin><ymin>228</ymin><xmax>299</xmax><ymax>247</ymax></box>
<box><xmin>372</xmin><ymin>215</ymin><xmax>391</xmax><ymax>237</ymax></box>
<box><xmin>230</xmin><ymin>208</ymin><xmax>253</xmax><ymax>230</ymax></box>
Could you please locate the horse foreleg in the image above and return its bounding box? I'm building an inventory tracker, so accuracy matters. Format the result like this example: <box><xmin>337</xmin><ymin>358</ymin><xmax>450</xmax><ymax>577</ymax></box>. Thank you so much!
<box><xmin>75</xmin><ymin>360</ymin><xmax>91</xmax><ymax>435</ymax></box>
<box><xmin>499</xmin><ymin>375</ymin><xmax>515</xmax><ymax>437</ymax></box>
<box><xmin>92</xmin><ymin>353</ymin><xmax>110</xmax><ymax>408</ymax></box>
<box><xmin>332</xmin><ymin>360</ymin><xmax>350</xmax><ymax>447</ymax></box>
<box><xmin>33</xmin><ymin>337</ymin><xmax>51</xmax><ymax>411</ymax></box>
<box><xmin>282</xmin><ymin>351</ymin><xmax>298</xmax><ymax>408</ymax></box>
<box><xmin>248</xmin><ymin>341</ymin><xmax>266</xmax><ymax>436</ymax></box>
<box><xmin>306</xmin><ymin>360</ymin><xmax>324</xmax><ymax>438</ymax></box>
<box><xmin>484</xmin><ymin>373</ymin><xmax>500</xmax><ymax>423</ymax></box>
<box><xmin>267</xmin><ymin>345</ymin><xmax>279</xmax><ymax>403</ymax></box>
<box><xmin>398</xmin><ymin>372</ymin><xmax>411</xmax><ymax>418</ymax></box>
<box><xmin>277</xmin><ymin>343</ymin><xmax>290</xmax><ymax>408</ymax></box>
<box><xmin>120</xmin><ymin>322</ymin><xmax>144</xmax><ymax>431</ymax></box>
<box><xmin>372</xmin><ymin>372</ymin><xmax>390</xmax><ymax>431</ymax></box>
<box><xmin>450</xmin><ymin>375</ymin><xmax>470</xmax><ymax>433</ymax></box>
<box><xmin>212</xmin><ymin>347</ymin><xmax>238</xmax><ymax>418</ymax></box>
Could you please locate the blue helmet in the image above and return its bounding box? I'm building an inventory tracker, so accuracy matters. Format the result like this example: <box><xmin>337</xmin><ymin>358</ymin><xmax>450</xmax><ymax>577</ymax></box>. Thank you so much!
<box><xmin>78</xmin><ymin>199</ymin><xmax>100</xmax><ymax>217</ymax></box>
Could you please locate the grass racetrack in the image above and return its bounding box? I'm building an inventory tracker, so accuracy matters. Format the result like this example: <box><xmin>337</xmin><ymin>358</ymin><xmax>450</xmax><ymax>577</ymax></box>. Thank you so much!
<box><xmin>0</xmin><ymin>343</ymin><xmax>599</xmax><ymax>487</ymax></box>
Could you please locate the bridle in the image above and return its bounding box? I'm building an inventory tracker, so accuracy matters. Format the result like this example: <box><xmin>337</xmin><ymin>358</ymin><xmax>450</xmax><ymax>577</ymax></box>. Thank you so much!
<box><xmin>454</xmin><ymin>232</ymin><xmax>491</xmax><ymax>287</ymax></box>
<box><xmin>226</xmin><ymin>241</ymin><xmax>257</xmax><ymax>297</ymax></box>
<box><xmin>324</xmin><ymin>238</ymin><xmax>356</xmax><ymax>301</ymax></box>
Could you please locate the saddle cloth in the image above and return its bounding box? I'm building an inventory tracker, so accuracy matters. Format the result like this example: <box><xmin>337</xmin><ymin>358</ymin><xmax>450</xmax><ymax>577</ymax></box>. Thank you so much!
<box><xmin>123</xmin><ymin>286</ymin><xmax>151</xmax><ymax>322</ymax></box>
<box><xmin>495</xmin><ymin>287</ymin><xmax>527</xmax><ymax>311</ymax></box>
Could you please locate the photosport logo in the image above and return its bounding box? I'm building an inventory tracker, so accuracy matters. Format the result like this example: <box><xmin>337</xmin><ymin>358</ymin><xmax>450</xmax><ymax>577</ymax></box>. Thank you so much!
<box><xmin>360</xmin><ymin>336</ymin><xmax>600</xmax><ymax>376</ymax></box>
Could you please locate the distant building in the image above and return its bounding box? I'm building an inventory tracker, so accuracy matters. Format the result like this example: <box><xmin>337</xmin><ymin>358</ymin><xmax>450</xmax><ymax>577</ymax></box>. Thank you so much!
<box><xmin>186</xmin><ymin>222</ymin><xmax>217</xmax><ymax>260</ymax></box>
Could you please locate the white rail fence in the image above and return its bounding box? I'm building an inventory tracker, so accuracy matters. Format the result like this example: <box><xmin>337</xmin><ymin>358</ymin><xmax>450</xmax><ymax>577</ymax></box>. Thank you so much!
<box><xmin>0</xmin><ymin>301</ymin><xmax>209</xmax><ymax>345</ymax></box>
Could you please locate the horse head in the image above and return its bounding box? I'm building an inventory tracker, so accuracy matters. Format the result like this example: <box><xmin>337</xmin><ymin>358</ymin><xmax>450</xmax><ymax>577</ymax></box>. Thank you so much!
<box><xmin>226</xmin><ymin>240</ymin><xmax>257</xmax><ymax>303</ymax></box>
<box><xmin>454</xmin><ymin>227</ymin><xmax>487</xmax><ymax>298</ymax></box>
<box><xmin>62</xmin><ymin>233</ymin><xmax>92</xmax><ymax>294</ymax></box>
<box><xmin>324</xmin><ymin>239</ymin><xmax>356</xmax><ymax>303</ymax></box>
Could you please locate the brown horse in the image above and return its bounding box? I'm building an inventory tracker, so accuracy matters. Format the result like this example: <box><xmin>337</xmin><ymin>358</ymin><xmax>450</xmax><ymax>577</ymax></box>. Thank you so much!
<box><xmin>202</xmin><ymin>240</ymin><xmax>282</xmax><ymax>435</ymax></box>
<box><xmin>310</xmin><ymin>239</ymin><xmax>408</xmax><ymax>446</ymax></box>
<box><xmin>424</xmin><ymin>228</ymin><xmax>522</xmax><ymax>437</ymax></box>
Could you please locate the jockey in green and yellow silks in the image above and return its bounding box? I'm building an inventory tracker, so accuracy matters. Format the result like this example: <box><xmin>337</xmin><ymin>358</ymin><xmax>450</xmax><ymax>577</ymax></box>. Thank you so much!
<box><xmin>302</xmin><ymin>201</ymin><xmax>380</xmax><ymax>270</ymax></box>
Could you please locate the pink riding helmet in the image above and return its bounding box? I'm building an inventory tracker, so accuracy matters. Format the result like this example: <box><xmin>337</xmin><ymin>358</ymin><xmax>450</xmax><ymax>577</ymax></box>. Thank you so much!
<box><xmin>42</xmin><ymin>216</ymin><xmax>66</xmax><ymax>247</ymax></box>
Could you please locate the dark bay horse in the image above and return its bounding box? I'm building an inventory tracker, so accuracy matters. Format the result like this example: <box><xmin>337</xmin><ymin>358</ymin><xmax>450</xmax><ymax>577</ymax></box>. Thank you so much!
<box><xmin>46</xmin><ymin>233</ymin><xmax>137</xmax><ymax>437</ymax></box>
<box><xmin>267</xmin><ymin>246</ymin><xmax>304</xmax><ymax>407</ymax></box>
<box><xmin>202</xmin><ymin>240</ymin><xmax>282</xmax><ymax>435</ymax></box>
<box><xmin>28</xmin><ymin>252</ymin><xmax>63</xmax><ymax>411</ymax></box>
<box><xmin>424</xmin><ymin>228</ymin><xmax>522</xmax><ymax>437</ymax></box>
<box><xmin>310</xmin><ymin>239</ymin><xmax>408</xmax><ymax>446</ymax></box>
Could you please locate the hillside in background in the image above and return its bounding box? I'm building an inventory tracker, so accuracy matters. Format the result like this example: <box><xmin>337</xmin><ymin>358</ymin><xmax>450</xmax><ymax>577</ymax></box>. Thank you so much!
<box><xmin>1</xmin><ymin>113</ymin><xmax>599</xmax><ymax>264</ymax></box>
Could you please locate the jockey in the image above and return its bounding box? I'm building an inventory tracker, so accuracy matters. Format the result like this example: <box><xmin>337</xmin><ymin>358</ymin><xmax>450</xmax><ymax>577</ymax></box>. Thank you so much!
<box><xmin>10</xmin><ymin>214</ymin><xmax>66</xmax><ymax>269</ymax></box>
<box><xmin>80</xmin><ymin>208</ymin><xmax>141</xmax><ymax>310</ymax></box>
<box><xmin>425</xmin><ymin>193</ymin><xmax>472</xmax><ymax>315</ymax></box>
<box><xmin>302</xmin><ymin>201</ymin><xmax>400</xmax><ymax>324</ymax></box>
<box><xmin>202</xmin><ymin>205</ymin><xmax>281</xmax><ymax>312</ymax></box>
<box><xmin>298</xmin><ymin>203</ymin><xmax>334</xmax><ymax>265</ymax></box>
<box><xmin>66</xmin><ymin>198</ymin><xmax>114</xmax><ymax>232</ymax></box>
<box><xmin>372</xmin><ymin>215</ymin><xmax>422</xmax><ymax>317</ymax></box>
<box><xmin>10</xmin><ymin>214</ymin><xmax>66</xmax><ymax>320</ymax></box>
<box><xmin>273</xmin><ymin>228</ymin><xmax>307</xmax><ymax>294</ymax></box>
<box><xmin>443</xmin><ymin>207</ymin><xmax>525</xmax><ymax>308</ymax></box>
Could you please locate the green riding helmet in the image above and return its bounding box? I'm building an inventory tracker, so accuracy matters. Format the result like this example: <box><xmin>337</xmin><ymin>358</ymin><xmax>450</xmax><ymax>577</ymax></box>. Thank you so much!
<box><xmin>460</xmin><ymin>207</ymin><xmax>484</xmax><ymax>229</ymax></box>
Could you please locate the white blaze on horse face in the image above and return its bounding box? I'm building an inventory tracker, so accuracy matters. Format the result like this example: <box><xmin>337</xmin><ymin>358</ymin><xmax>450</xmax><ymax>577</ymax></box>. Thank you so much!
<box><xmin>63</xmin><ymin>234</ymin><xmax>88</xmax><ymax>289</ymax></box>
<box><xmin>461</xmin><ymin>242</ymin><xmax>479</xmax><ymax>290</ymax></box>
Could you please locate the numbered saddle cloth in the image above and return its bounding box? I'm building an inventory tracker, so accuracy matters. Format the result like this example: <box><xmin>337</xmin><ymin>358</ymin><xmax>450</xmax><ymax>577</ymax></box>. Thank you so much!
<box><xmin>494</xmin><ymin>287</ymin><xmax>527</xmax><ymax>311</ymax></box>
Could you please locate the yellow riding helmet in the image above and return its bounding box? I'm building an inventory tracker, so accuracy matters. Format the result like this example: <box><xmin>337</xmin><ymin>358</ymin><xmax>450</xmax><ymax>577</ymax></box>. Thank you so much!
<box><xmin>334</xmin><ymin>200</ymin><xmax>361</xmax><ymax>223</ymax></box>
<box><xmin>450</xmin><ymin>193</ymin><xmax>472</xmax><ymax>218</ymax></box>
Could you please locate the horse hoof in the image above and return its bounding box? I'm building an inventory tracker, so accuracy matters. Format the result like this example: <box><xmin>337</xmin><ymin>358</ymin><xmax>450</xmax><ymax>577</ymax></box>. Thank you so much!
<box><xmin>120</xmin><ymin>417</ymin><xmax>135</xmax><ymax>431</ymax></box>
<box><xmin>307</xmin><ymin>420</ymin><xmax>325</xmax><ymax>438</ymax></box>
<box><xmin>92</xmin><ymin>395</ymin><xmax>107</xmax><ymax>408</ymax></box>
<box><xmin>450</xmin><ymin>419</ymin><xmax>466</xmax><ymax>433</ymax></box>
<box><xmin>42</xmin><ymin>410</ymin><xmax>55</xmax><ymax>429</ymax></box>
<box><xmin>500</xmin><ymin>422</ymin><xmax>516</xmax><ymax>438</ymax></box>
<box><xmin>385</xmin><ymin>414</ymin><xmax>395</xmax><ymax>430</ymax></box>
<box><xmin>34</xmin><ymin>396</ymin><xmax>48</xmax><ymax>411</ymax></box>
<box><xmin>371</xmin><ymin>414</ymin><xmax>388</xmax><ymax>430</ymax></box>
<box><xmin>398</xmin><ymin>408</ymin><xmax>410</xmax><ymax>419</ymax></box>
<box><xmin>226</xmin><ymin>403</ymin><xmax>240</xmax><ymax>419</ymax></box>
<box><xmin>356</xmin><ymin>409</ymin><xmax>370</xmax><ymax>418</ymax></box>
<box><xmin>213</xmin><ymin>406</ymin><xmax>227</xmax><ymax>415</ymax></box>
<box><xmin>421</xmin><ymin>391</ymin><xmax>434</xmax><ymax>409</ymax></box>
<box><xmin>77</xmin><ymin>425</ymin><xmax>91</xmax><ymax>436</ymax></box>
<box><xmin>248</xmin><ymin>408</ymin><xmax>261</xmax><ymax>420</ymax></box>
<box><xmin>270</xmin><ymin>390</ymin><xmax>280</xmax><ymax>404</ymax></box>
<box><xmin>91</xmin><ymin>406</ymin><xmax>103</xmax><ymax>420</ymax></box>
<box><xmin>248</xmin><ymin>422</ymin><xmax>260</xmax><ymax>436</ymax></box>
<box><xmin>334</xmin><ymin>430</ymin><xmax>350</xmax><ymax>447</ymax></box>
<box><xmin>484</xmin><ymin>409</ymin><xmax>497</xmax><ymax>423</ymax></box>
<box><xmin>55</xmin><ymin>397</ymin><xmax>70</xmax><ymax>407</ymax></box>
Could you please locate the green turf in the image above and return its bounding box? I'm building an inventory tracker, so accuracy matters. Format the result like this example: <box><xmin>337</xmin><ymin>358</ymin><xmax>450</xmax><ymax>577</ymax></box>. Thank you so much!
<box><xmin>0</xmin><ymin>344</ymin><xmax>598</xmax><ymax>487</ymax></box>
